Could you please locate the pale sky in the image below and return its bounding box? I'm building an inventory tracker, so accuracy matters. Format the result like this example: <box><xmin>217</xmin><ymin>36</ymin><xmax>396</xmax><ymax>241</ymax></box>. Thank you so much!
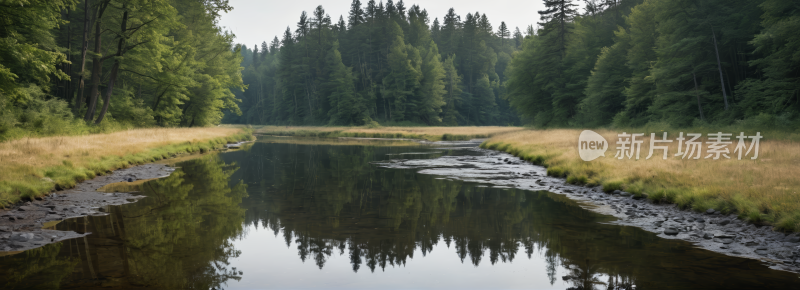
<box><xmin>218</xmin><ymin>0</ymin><xmax>548</xmax><ymax>49</ymax></box>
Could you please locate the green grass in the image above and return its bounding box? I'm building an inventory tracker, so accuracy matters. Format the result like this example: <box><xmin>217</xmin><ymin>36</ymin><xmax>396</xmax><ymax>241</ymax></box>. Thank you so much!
<box><xmin>0</xmin><ymin>131</ymin><xmax>253</xmax><ymax>207</ymax></box>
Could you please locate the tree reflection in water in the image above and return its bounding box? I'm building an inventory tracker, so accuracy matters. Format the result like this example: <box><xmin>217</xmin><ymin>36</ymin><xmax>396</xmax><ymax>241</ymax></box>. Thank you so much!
<box><xmin>2</xmin><ymin>139</ymin><xmax>800</xmax><ymax>289</ymax></box>
<box><xmin>224</xmin><ymin>140</ymin><xmax>800</xmax><ymax>289</ymax></box>
<box><xmin>0</xmin><ymin>155</ymin><xmax>247</xmax><ymax>289</ymax></box>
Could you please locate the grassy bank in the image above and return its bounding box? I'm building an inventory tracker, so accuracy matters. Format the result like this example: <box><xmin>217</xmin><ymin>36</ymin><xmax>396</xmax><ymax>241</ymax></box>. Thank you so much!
<box><xmin>249</xmin><ymin>125</ymin><xmax>523</xmax><ymax>141</ymax></box>
<box><xmin>0</xmin><ymin>128</ymin><xmax>253</xmax><ymax>207</ymax></box>
<box><xmin>482</xmin><ymin>129</ymin><xmax>800</xmax><ymax>232</ymax></box>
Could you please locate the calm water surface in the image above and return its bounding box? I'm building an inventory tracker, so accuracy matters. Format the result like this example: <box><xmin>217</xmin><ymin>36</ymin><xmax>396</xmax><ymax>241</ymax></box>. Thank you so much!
<box><xmin>1</xmin><ymin>137</ymin><xmax>799</xmax><ymax>289</ymax></box>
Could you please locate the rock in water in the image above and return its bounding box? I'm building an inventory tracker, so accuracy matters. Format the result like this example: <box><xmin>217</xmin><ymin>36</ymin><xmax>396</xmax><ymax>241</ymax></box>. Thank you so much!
<box><xmin>664</xmin><ymin>228</ymin><xmax>679</xmax><ymax>235</ymax></box>
<box><xmin>719</xmin><ymin>220</ymin><xmax>731</xmax><ymax>226</ymax></box>
<box><xmin>9</xmin><ymin>234</ymin><xmax>28</xmax><ymax>242</ymax></box>
<box><xmin>703</xmin><ymin>233</ymin><xmax>713</xmax><ymax>239</ymax></box>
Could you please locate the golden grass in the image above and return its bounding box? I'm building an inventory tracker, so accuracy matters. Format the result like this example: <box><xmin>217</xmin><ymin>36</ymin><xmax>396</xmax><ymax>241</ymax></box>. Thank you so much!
<box><xmin>483</xmin><ymin>129</ymin><xmax>800</xmax><ymax>231</ymax></box>
<box><xmin>249</xmin><ymin>125</ymin><xmax>524</xmax><ymax>141</ymax></box>
<box><xmin>0</xmin><ymin>127</ymin><xmax>252</xmax><ymax>206</ymax></box>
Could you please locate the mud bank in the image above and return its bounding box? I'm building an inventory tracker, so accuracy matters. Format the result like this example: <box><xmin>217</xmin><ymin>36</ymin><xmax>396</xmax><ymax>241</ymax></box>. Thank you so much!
<box><xmin>0</xmin><ymin>141</ymin><xmax>251</xmax><ymax>254</ymax></box>
<box><xmin>375</xmin><ymin>140</ymin><xmax>800</xmax><ymax>273</ymax></box>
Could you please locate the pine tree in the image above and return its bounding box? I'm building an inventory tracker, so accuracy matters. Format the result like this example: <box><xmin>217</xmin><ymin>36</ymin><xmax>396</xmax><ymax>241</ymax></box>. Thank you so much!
<box><xmin>324</xmin><ymin>41</ymin><xmax>362</xmax><ymax>125</ymax></box>
<box><xmin>538</xmin><ymin>0</ymin><xmax>578</xmax><ymax>58</ymax></box>
<box><xmin>497</xmin><ymin>22</ymin><xmax>509</xmax><ymax>47</ymax></box>
<box><xmin>442</xmin><ymin>55</ymin><xmax>462</xmax><ymax>125</ymax></box>
<box><xmin>348</xmin><ymin>0</ymin><xmax>365</xmax><ymax>28</ymax></box>
<box><xmin>382</xmin><ymin>23</ymin><xmax>421</xmax><ymax>121</ymax></box>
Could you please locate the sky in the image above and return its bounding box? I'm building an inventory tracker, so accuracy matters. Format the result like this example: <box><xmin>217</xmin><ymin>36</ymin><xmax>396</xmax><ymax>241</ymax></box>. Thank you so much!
<box><xmin>217</xmin><ymin>0</ymin><xmax>548</xmax><ymax>49</ymax></box>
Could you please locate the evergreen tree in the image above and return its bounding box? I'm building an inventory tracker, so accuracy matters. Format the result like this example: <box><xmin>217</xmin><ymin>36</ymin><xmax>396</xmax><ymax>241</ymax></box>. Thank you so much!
<box><xmin>497</xmin><ymin>22</ymin><xmax>509</xmax><ymax>46</ymax></box>
<box><xmin>538</xmin><ymin>0</ymin><xmax>578</xmax><ymax>58</ymax></box>
<box><xmin>348</xmin><ymin>0</ymin><xmax>365</xmax><ymax>28</ymax></box>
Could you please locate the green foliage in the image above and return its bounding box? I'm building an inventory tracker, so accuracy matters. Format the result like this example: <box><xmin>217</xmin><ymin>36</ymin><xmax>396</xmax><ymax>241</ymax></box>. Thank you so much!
<box><xmin>223</xmin><ymin>3</ymin><xmax>521</xmax><ymax>126</ymax></box>
<box><xmin>506</xmin><ymin>0</ymin><xmax>797</xmax><ymax>129</ymax></box>
<box><xmin>0</xmin><ymin>0</ymin><xmax>244</xmax><ymax>141</ymax></box>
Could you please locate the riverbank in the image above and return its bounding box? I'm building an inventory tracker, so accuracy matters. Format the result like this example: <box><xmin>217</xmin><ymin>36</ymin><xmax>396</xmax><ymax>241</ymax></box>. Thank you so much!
<box><xmin>376</xmin><ymin>143</ymin><xmax>800</xmax><ymax>273</ymax></box>
<box><xmin>0</xmin><ymin>127</ymin><xmax>254</xmax><ymax>207</ymax></box>
<box><xmin>247</xmin><ymin>125</ymin><xmax>523</xmax><ymax>141</ymax></box>
<box><xmin>481</xmin><ymin>129</ymin><xmax>800</xmax><ymax>232</ymax></box>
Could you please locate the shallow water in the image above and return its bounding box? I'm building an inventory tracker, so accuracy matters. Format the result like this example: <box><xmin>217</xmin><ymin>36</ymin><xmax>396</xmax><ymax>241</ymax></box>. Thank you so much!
<box><xmin>1</xmin><ymin>136</ymin><xmax>799</xmax><ymax>289</ymax></box>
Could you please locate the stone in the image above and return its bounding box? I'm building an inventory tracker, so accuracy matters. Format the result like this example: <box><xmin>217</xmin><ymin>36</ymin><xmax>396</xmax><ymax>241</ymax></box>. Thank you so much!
<box><xmin>785</xmin><ymin>236</ymin><xmax>800</xmax><ymax>243</ymax></box>
<box><xmin>706</xmin><ymin>209</ymin><xmax>715</xmax><ymax>214</ymax></box>
<box><xmin>9</xmin><ymin>234</ymin><xmax>28</xmax><ymax>242</ymax></box>
<box><xmin>620</xmin><ymin>192</ymin><xmax>632</xmax><ymax>196</ymax></box>
<box><xmin>0</xmin><ymin>226</ymin><xmax>10</xmax><ymax>232</ymax></box>
<box><xmin>664</xmin><ymin>228</ymin><xmax>680</xmax><ymax>235</ymax></box>
<box><xmin>696</xmin><ymin>218</ymin><xmax>706</xmax><ymax>223</ymax></box>
<box><xmin>719</xmin><ymin>220</ymin><xmax>731</xmax><ymax>226</ymax></box>
<box><xmin>612</xmin><ymin>190</ymin><xmax>621</xmax><ymax>195</ymax></box>
<box><xmin>703</xmin><ymin>233</ymin><xmax>713</xmax><ymax>239</ymax></box>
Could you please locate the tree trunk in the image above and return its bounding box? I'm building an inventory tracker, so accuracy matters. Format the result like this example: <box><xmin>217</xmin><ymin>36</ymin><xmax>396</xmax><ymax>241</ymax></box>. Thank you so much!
<box><xmin>84</xmin><ymin>1</ymin><xmax>109</xmax><ymax>121</ymax></box>
<box><xmin>84</xmin><ymin>19</ymin><xmax>103</xmax><ymax>121</ymax></box>
<box><xmin>95</xmin><ymin>9</ymin><xmax>128</xmax><ymax>124</ymax></box>
<box><xmin>74</xmin><ymin>0</ymin><xmax>92</xmax><ymax>114</ymax></box>
<box><xmin>711</xmin><ymin>27</ymin><xmax>729</xmax><ymax>110</ymax></box>
<box><xmin>692</xmin><ymin>72</ymin><xmax>705</xmax><ymax>121</ymax></box>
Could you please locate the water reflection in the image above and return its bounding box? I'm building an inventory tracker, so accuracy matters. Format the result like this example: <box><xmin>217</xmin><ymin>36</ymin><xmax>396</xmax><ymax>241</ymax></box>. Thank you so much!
<box><xmin>1</xmin><ymin>138</ymin><xmax>799</xmax><ymax>289</ymax></box>
<box><xmin>0</xmin><ymin>155</ymin><xmax>247</xmax><ymax>289</ymax></box>
<box><xmin>222</xmin><ymin>139</ymin><xmax>800</xmax><ymax>289</ymax></box>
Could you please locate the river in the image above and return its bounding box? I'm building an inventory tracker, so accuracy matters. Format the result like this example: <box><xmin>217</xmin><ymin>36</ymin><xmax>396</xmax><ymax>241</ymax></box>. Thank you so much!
<box><xmin>1</xmin><ymin>136</ymin><xmax>798</xmax><ymax>289</ymax></box>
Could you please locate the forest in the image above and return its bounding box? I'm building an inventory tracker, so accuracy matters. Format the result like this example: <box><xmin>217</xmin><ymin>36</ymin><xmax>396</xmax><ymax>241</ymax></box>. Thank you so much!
<box><xmin>227</xmin><ymin>0</ymin><xmax>799</xmax><ymax>128</ymax></box>
<box><xmin>2</xmin><ymin>0</ymin><xmax>798</xmax><ymax>135</ymax></box>
<box><xmin>506</xmin><ymin>0</ymin><xmax>799</xmax><ymax>128</ymax></box>
<box><xmin>225</xmin><ymin>0</ymin><xmax>522</xmax><ymax>126</ymax></box>
<box><xmin>0</xmin><ymin>0</ymin><xmax>244</xmax><ymax>140</ymax></box>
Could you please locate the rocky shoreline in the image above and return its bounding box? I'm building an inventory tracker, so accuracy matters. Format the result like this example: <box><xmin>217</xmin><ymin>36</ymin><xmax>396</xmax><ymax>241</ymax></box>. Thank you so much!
<box><xmin>376</xmin><ymin>140</ymin><xmax>800</xmax><ymax>274</ymax></box>
<box><xmin>0</xmin><ymin>141</ymin><xmax>251</xmax><ymax>254</ymax></box>
<box><xmin>0</xmin><ymin>163</ymin><xmax>173</xmax><ymax>253</ymax></box>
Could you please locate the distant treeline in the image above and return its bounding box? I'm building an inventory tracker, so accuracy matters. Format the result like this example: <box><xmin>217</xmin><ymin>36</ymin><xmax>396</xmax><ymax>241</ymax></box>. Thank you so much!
<box><xmin>0</xmin><ymin>0</ymin><xmax>244</xmax><ymax>140</ymax></box>
<box><xmin>224</xmin><ymin>0</ymin><xmax>523</xmax><ymax>126</ymax></box>
<box><xmin>506</xmin><ymin>0</ymin><xmax>799</xmax><ymax>129</ymax></box>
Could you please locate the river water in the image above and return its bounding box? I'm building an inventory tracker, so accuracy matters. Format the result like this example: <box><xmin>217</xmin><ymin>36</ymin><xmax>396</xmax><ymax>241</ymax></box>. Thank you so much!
<box><xmin>1</xmin><ymin>136</ymin><xmax>798</xmax><ymax>289</ymax></box>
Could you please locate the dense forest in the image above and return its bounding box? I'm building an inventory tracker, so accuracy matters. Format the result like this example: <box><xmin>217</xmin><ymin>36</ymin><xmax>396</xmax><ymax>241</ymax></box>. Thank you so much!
<box><xmin>505</xmin><ymin>0</ymin><xmax>799</xmax><ymax>128</ymax></box>
<box><xmin>0</xmin><ymin>0</ymin><xmax>244</xmax><ymax>140</ymax></box>
<box><xmin>2</xmin><ymin>0</ymin><xmax>798</xmax><ymax>134</ymax></box>
<box><xmin>224</xmin><ymin>0</ymin><xmax>522</xmax><ymax>126</ymax></box>
<box><xmin>227</xmin><ymin>0</ymin><xmax>799</xmax><ymax>128</ymax></box>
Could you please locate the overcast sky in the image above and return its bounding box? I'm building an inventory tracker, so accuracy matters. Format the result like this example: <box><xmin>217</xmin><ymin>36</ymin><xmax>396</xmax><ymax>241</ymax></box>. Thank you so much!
<box><xmin>218</xmin><ymin>0</ymin><xmax>548</xmax><ymax>49</ymax></box>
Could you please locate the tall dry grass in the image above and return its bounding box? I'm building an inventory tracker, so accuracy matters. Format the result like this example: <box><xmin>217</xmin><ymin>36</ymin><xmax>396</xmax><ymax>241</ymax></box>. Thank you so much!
<box><xmin>483</xmin><ymin>129</ymin><xmax>800</xmax><ymax>231</ymax></box>
<box><xmin>0</xmin><ymin>127</ymin><xmax>250</xmax><ymax>206</ymax></box>
<box><xmin>251</xmin><ymin>125</ymin><xmax>523</xmax><ymax>141</ymax></box>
